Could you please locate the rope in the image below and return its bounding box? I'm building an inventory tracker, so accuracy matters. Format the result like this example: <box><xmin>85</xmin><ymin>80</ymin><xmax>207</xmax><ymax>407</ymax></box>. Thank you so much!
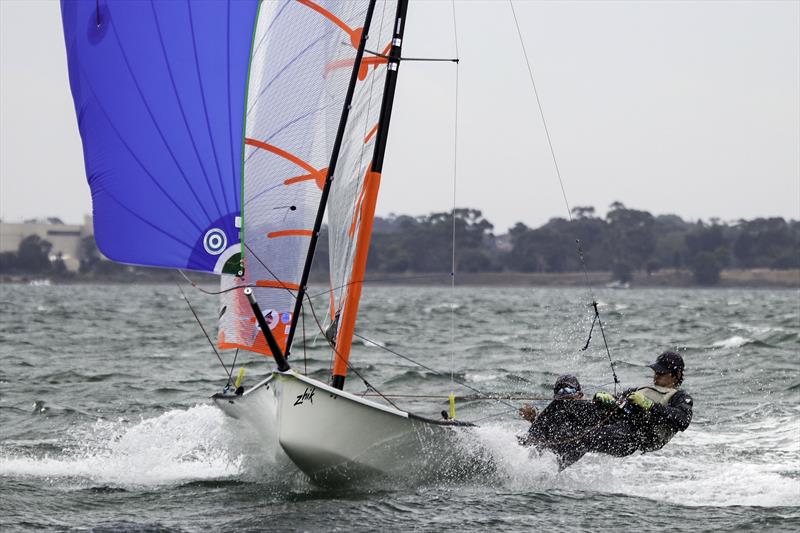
<box><xmin>508</xmin><ymin>0</ymin><xmax>619</xmax><ymax>392</ymax></box>
<box><xmin>353</xmin><ymin>331</ymin><xmax>518</xmax><ymax>411</ymax></box>
<box><xmin>449</xmin><ymin>0</ymin><xmax>461</xmax><ymax>396</ymax></box>
<box><xmin>303</xmin><ymin>293</ymin><xmax>402</xmax><ymax>410</ymax></box>
<box><xmin>363</xmin><ymin>48</ymin><xmax>458</xmax><ymax>63</ymax></box>
<box><xmin>243</xmin><ymin>242</ymin><xmax>298</xmax><ymax>300</ymax></box>
<box><xmin>357</xmin><ymin>392</ymin><xmax>595</xmax><ymax>402</ymax></box>
<box><xmin>508</xmin><ymin>0</ymin><xmax>571</xmax><ymax>221</ymax></box>
<box><xmin>177</xmin><ymin>269</ymin><xmax>256</xmax><ymax>296</ymax></box>
<box><xmin>307</xmin><ymin>273</ymin><xmax>449</xmax><ymax>300</ymax></box>
<box><xmin>228</xmin><ymin>348</ymin><xmax>239</xmax><ymax>387</ymax></box>
<box><xmin>468</xmin><ymin>407</ymin><xmax>521</xmax><ymax>424</ymax></box>
<box><xmin>174</xmin><ymin>280</ymin><xmax>230</xmax><ymax>379</ymax></box>
<box><xmin>301</xmin><ymin>305</ymin><xmax>307</xmax><ymax>375</ymax></box>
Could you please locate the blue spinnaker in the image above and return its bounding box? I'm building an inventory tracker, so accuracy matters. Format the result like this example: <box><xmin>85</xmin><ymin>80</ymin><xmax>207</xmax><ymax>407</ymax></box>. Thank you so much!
<box><xmin>61</xmin><ymin>0</ymin><xmax>259</xmax><ymax>273</ymax></box>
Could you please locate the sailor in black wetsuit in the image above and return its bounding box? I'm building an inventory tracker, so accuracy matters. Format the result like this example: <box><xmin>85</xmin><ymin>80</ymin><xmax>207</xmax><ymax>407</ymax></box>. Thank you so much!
<box><xmin>588</xmin><ymin>351</ymin><xmax>693</xmax><ymax>456</ymax></box>
<box><xmin>520</xmin><ymin>375</ymin><xmax>604</xmax><ymax>469</ymax></box>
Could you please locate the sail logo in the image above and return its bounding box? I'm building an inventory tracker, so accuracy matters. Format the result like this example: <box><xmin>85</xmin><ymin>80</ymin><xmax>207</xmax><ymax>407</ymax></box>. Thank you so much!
<box><xmin>203</xmin><ymin>228</ymin><xmax>227</xmax><ymax>255</ymax></box>
<box><xmin>294</xmin><ymin>387</ymin><xmax>315</xmax><ymax>406</ymax></box>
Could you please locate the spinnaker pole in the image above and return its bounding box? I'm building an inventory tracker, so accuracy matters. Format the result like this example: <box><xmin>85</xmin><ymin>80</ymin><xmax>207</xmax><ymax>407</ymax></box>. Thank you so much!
<box><xmin>283</xmin><ymin>0</ymin><xmax>379</xmax><ymax>358</ymax></box>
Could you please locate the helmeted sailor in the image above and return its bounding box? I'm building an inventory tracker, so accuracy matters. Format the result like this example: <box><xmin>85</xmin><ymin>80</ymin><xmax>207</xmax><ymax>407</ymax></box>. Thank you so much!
<box><xmin>589</xmin><ymin>351</ymin><xmax>693</xmax><ymax>456</ymax></box>
<box><xmin>520</xmin><ymin>374</ymin><xmax>604</xmax><ymax>469</ymax></box>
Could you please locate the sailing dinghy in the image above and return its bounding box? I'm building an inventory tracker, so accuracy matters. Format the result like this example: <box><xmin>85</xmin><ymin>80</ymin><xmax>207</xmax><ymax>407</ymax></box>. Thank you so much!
<box><xmin>212</xmin><ymin>0</ymin><xmax>480</xmax><ymax>484</ymax></box>
<box><xmin>63</xmin><ymin>0</ymin><xmax>478</xmax><ymax>485</ymax></box>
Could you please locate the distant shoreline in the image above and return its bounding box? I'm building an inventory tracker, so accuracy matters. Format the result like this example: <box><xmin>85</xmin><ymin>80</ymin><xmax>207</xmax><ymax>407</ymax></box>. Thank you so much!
<box><xmin>2</xmin><ymin>268</ymin><xmax>798</xmax><ymax>289</ymax></box>
<box><xmin>319</xmin><ymin>268</ymin><xmax>800</xmax><ymax>288</ymax></box>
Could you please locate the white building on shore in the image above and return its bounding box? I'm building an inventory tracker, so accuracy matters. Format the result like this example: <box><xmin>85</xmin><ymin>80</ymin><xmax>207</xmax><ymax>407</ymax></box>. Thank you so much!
<box><xmin>0</xmin><ymin>215</ymin><xmax>94</xmax><ymax>272</ymax></box>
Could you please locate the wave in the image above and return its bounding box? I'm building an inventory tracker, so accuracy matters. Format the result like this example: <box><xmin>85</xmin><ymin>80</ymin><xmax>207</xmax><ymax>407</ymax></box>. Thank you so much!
<box><xmin>711</xmin><ymin>336</ymin><xmax>766</xmax><ymax>349</ymax></box>
<box><xmin>0</xmin><ymin>405</ymin><xmax>242</xmax><ymax>488</ymax></box>
<box><xmin>712</xmin><ymin>335</ymin><xmax>752</xmax><ymax>348</ymax></box>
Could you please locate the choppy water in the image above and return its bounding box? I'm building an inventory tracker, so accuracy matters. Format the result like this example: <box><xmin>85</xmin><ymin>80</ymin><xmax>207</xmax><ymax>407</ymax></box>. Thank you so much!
<box><xmin>1</xmin><ymin>284</ymin><xmax>798</xmax><ymax>532</ymax></box>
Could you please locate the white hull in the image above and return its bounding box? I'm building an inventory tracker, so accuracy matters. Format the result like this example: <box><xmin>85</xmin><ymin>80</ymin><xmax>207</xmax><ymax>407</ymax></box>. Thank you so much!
<box><xmin>212</xmin><ymin>374</ymin><xmax>288</xmax><ymax>465</ymax></box>
<box><xmin>273</xmin><ymin>371</ymin><xmax>480</xmax><ymax>485</ymax></box>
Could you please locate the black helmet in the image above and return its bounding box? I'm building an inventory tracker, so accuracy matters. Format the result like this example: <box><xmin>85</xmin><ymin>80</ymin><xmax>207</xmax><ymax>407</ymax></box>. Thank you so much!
<box><xmin>648</xmin><ymin>351</ymin><xmax>684</xmax><ymax>376</ymax></box>
<box><xmin>553</xmin><ymin>374</ymin><xmax>581</xmax><ymax>398</ymax></box>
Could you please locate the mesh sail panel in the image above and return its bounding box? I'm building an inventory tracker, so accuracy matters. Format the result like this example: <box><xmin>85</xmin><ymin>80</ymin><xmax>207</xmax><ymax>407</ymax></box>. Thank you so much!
<box><xmin>327</xmin><ymin>1</ymin><xmax>398</xmax><ymax>356</ymax></box>
<box><xmin>219</xmin><ymin>0</ymin><xmax>371</xmax><ymax>355</ymax></box>
<box><xmin>60</xmin><ymin>0</ymin><xmax>259</xmax><ymax>273</ymax></box>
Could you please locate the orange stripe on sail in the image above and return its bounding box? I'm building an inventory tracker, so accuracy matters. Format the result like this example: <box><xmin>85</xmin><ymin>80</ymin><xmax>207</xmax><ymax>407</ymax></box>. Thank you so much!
<box><xmin>325</xmin><ymin>56</ymin><xmax>388</xmax><ymax>80</ymax></box>
<box><xmin>296</xmin><ymin>0</ymin><xmax>363</xmax><ymax>49</ymax></box>
<box><xmin>245</xmin><ymin>138</ymin><xmax>327</xmax><ymax>191</ymax></box>
<box><xmin>364</xmin><ymin>123</ymin><xmax>379</xmax><ymax>144</ymax></box>
<box><xmin>255</xmin><ymin>279</ymin><xmax>301</xmax><ymax>290</ymax></box>
<box><xmin>332</xmin><ymin>170</ymin><xmax>382</xmax><ymax>379</ymax></box>
<box><xmin>245</xmin><ymin>138</ymin><xmax>316</xmax><ymax>174</ymax></box>
<box><xmin>284</xmin><ymin>167</ymin><xmax>327</xmax><ymax>191</ymax></box>
<box><xmin>268</xmin><ymin>230</ymin><xmax>312</xmax><ymax>238</ymax></box>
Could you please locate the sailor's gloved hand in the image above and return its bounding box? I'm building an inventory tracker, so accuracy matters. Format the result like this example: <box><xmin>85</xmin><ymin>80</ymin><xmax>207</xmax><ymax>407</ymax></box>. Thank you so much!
<box><xmin>627</xmin><ymin>391</ymin><xmax>654</xmax><ymax>410</ymax></box>
<box><xmin>519</xmin><ymin>403</ymin><xmax>537</xmax><ymax>422</ymax></box>
<box><xmin>593</xmin><ymin>391</ymin><xmax>616</xmax><ymax>406</ymax></box>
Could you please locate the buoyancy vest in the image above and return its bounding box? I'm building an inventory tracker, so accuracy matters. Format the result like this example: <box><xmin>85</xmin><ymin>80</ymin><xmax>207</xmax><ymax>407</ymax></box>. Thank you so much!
<box><xmin>636</xmin><ymin>385</ymin><xmax>677</xmax><ymax>406</ymax></box>
<box><xmin>634</xmin><ymin>385</ymin><xmax>679</xmax><ymax>451</ymax></box>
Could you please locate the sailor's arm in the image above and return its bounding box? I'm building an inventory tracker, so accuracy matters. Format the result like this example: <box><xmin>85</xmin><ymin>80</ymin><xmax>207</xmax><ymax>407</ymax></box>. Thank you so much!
<box><xmin>650</xmin><ymin>390</ymin><xmax>693</xmax><ymax>431</ymax></box>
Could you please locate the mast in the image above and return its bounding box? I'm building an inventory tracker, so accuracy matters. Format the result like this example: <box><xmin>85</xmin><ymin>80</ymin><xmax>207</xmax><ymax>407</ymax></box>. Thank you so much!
<box><xmin>331</xmin><ymin>0</ymin><xmax>410</xmax><ymax>390</ymax></box>
<box><xmin>283</xmin><ymin>0</ymin><xmax>379</xmax><ymax>358</ymax></box>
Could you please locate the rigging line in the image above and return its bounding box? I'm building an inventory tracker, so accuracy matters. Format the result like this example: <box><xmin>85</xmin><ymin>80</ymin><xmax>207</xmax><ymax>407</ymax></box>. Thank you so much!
<box><xmin>467</xmin><ymin>407</ymin><xmax>520</xmax><ymax>424</ymax></box>
<box><xmin>595</xmin><ymin>304</ymin><xmax>620</xmax><ymax>394</ymax></box>
<box><xmin>301</xmin><ymin>303</ymin><xmax>307</xmax><ymax>375</ymax></box>
<box><xmin>178</xmin><ymin>269</ymin><xmax>258</xmax><ymax>296</ymax></box>
<box><xmin>358</xmin><ymin>393</ymin><xmax>591</xmax><ymax>402</ymax></box>
<box><xmin>243</xmin><ymin>241</ymin><xmax>299</xmax><ymax>300</ymax></box>
<box><xmin>307</xmin><ymin>273</ymin><xmax>450</xmax><ymax>299</ymax></box>
<box><xmin>352</xmin><ymin>332</ymin><xmax>517</xmax><ymax>411</ymax></box>
<box><xmin>508</xmin><ymin>0</ymin><xmax>571</xmax><ymax>222</ymax></box>
<box><xmin>450</xmin><ymin>0</ymin><xmax>461</xmax><ymax>395</ymax></box>
<box><xmin>303</xmin><ymin>292</ymin><xmax>402</xmax><ymax>410</ymax></box>
<box><xmin>228</xmin><ymin>348</ymin><xmax>239</xmax><ymax>386</ymax></box>
<box><xmin>363</xmin><ymin>48</ymin><xmax>458</xmax><ymax>62</ymax></box>
<box><xmin>174</xmin><ymin>281</ymin><xmax>229</xmax><ymax>378</ymax></box>
<box><xmin>509</xmin><ymin>0</ymin><xmax>617</xmax><ymax>388</ymax></box>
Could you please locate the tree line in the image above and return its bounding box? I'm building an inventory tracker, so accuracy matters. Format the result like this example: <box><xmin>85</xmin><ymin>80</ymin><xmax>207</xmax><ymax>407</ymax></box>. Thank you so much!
<box><xmin>318</xmin><ymin>203</ymin><xmax>799</xmax><ymax>285</ymax></box>
<box><xmin>2</xmin><ymin>203</ymin><xmax>798</xmax><ymax>285</ymax></box>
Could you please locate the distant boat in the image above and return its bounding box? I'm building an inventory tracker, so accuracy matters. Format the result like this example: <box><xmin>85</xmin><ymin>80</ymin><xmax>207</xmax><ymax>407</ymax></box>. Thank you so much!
<box><xmin>28</xmin><ymin>279</ymin><xmax>51</xmax><ymax>287</ymax></box>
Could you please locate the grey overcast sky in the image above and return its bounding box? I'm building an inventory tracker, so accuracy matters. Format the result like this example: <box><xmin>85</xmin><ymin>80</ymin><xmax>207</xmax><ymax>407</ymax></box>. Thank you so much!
<box><xmin>1</xmin><ymin>0</ymin><xmax>798</xmax><ymax>232</ymax></box>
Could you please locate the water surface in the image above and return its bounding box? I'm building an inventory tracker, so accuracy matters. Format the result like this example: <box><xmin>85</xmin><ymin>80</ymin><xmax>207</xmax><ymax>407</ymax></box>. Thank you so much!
<box><xmin>1</xmin><ymin>284</ymin><xmax>798</xmax><ymax>531</ymax></box>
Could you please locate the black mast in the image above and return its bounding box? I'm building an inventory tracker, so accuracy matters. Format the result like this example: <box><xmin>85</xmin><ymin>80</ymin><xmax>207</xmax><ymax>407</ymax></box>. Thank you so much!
<box><xmin>330</xmin><ymin>0</ymin><xmax>410</xmax><ymax>391</ymax></box>
<box><xmin>283</xmin><ymin>1</ymin><xmax>379</xmax><ymax>357</ymax></box>
<box><xmin>369</xmin><ymin>0</ymin><xmax>409</xmax><ymax>175</ymax></box>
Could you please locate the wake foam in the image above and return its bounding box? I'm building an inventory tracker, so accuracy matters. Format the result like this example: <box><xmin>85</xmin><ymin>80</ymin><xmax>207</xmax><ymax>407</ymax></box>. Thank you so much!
<box><xmin>0</xmin><ymin>405</ymin><xmax>243</xmax><ymax>488</ymax></box>
<box><xmin>467</xmin><ymin>416</ymin><xmax>800</xmax><ymax>507</ymax></box>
